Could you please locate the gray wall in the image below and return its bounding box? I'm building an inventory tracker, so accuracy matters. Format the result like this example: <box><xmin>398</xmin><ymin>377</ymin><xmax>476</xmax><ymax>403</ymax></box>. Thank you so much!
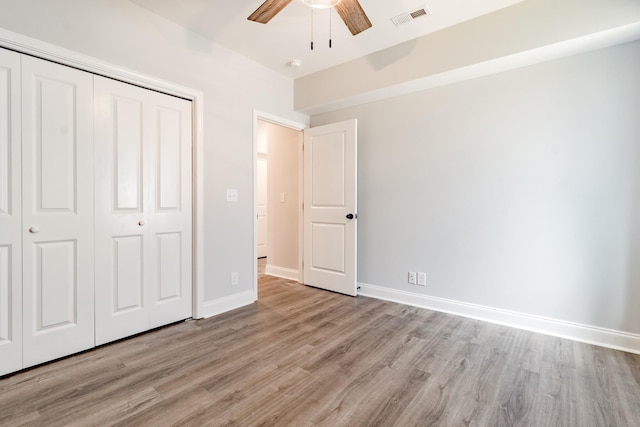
<box><xmin>313</xmin><ymin>41</ymin><xmax>640</xmax><ymax>334</ymax></box>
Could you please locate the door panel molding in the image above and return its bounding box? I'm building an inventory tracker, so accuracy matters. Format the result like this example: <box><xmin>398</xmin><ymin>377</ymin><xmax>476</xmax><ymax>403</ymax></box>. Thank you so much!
<box><xmin>112</xmin><ymin>235</ymin><xmax>144</xmax><ymax>313</ymax></box>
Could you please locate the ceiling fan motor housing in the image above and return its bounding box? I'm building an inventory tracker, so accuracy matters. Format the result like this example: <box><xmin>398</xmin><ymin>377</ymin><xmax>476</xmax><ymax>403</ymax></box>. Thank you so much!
<box><xmin>300</xmin><ymin>0</ymin><xmax>342</xmax><ymax>9</ymax></box>
<box><xmin>248</xmin><ymin>0</ymin><xmax>372</xmax><ymax>36</ymax></box>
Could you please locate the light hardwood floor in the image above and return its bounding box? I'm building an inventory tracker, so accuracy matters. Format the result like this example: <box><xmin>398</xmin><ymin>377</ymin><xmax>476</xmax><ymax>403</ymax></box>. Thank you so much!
<box><xmin>1</xmin><ymin>261</ymin><xmax>639</xmax><ymax>426</ymax></box>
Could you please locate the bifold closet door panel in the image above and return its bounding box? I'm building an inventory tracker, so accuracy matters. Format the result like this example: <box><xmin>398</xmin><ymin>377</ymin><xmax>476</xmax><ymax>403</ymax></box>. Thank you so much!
<box><xmin>94</xmin><ymin>77</ymin><xmax>192</xmax><ymax>345</ymax></box>
<box><xmin>147</xmin><ymin>91</ymin><xmax>192</xmax><ymax>330</ymax></box>
<box><xmin>94</xmin><ymin>77</ymin><xmax>151</xmax><ymax>345</ymax></box>
<box><xmin>0</xmin><ymin>48</ymin><xmax>23</xmax><ymax>376</ymax></box>
<box><xmin>21</xmin><ymin>56</ymin><xmax>95</xmax><ymax>368</ymax></box>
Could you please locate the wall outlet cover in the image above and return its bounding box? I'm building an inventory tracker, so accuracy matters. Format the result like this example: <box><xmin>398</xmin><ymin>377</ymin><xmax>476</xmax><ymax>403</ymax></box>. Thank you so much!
<box><xmin>408</xmin><ymin>272</ymin><xmax>417</xmax><ymax>285</ymax></box>
<box><xmin>417</xmin><ymin>272</ymin><xmax>426</xmax><ymax>286</ymax></box>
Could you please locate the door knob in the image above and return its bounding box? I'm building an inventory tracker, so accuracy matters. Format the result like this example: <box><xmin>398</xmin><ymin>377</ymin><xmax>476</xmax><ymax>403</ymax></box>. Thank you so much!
<box><xmin>346</xmin><ymin>213</ymin><xmax>356</xmax><ymax>220</ymax></box>
<box><xmin>29</xmin><ymin>226</ymin><xmax>40</xmax><ymax>234</ymax></box>
<box><xmin>138</xmin><ymin>221</ymin><xmax>145</xmax><ymax>226</ymax></box>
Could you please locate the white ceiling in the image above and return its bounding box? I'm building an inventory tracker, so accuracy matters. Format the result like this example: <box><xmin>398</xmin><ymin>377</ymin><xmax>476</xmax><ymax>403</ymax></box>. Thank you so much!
<box><xmin>131</xmin><ymin>0</ymin><xmax>525</xmax><ymax>77</ymax></box>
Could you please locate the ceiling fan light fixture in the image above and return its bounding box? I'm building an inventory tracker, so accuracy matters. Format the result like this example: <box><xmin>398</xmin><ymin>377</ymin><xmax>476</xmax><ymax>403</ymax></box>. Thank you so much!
<box><xmin>300</xmin><ymin>0</ymin><xmax>342</xmax><ymax>9</ymax></box>
<box><xmin>248</xmin><ymin>0</ymin><xmax>371</xmax><ymax>36</ymax></box>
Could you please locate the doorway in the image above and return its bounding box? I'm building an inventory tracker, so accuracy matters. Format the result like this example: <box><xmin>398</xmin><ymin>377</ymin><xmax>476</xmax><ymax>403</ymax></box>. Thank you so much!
<box><xmin>253</xmin><ymin>113</ymin><xmax>305</xmax><ymax>299</ymax></box>
<box><xmin>253</xmin><ymin>114</ymin><xmax>359</xmax><ymax>299</ymax></box>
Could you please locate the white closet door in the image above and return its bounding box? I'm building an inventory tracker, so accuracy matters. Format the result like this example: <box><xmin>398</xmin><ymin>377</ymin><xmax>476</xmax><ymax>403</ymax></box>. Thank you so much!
<box><xmin>94</xmin><ymin>77</ymin><xmax>192</xmax><ymax>345</ymax></box>
<box><xmin>0</xmin><ymin>48</ymin><xmax>22</xmax><ymax>376</ymax></box>
<box><xmin>94</xmin><ymin>77</ymin><xmax>151</xmax><ymax>344</ymax></box>
<box><xmin>146</xmin><ymin>91</ymin><xmax>192</xmax><ymax>329</ymax></box>
<box><xmin>21</xmin><ymin>56</ymin><xmax>95</xmax><ymax>368</ymax></box>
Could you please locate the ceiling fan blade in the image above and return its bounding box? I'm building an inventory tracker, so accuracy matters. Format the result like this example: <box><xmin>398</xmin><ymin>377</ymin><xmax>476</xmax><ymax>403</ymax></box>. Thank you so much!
<box><xmin>335</xmin><ymin>0</ymin><xmax>372</xmax><ymax>35</ymax></box>
<box><xmin>248</xmin><ymin>0</ymin><xmax>293</xmax><ymax>24</ymax></box>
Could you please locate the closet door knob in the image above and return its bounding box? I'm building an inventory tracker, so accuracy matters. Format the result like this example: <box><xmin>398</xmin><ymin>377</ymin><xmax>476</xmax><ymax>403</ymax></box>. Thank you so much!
<box><xmin>138</xmin><ymin>221</ymin><xmax>145</xmax><ymax>226</ymax></box>
<box><xmin>29</xmin><ymin>226</ymin><xmax>40</xmax><ymax>234</ymax></box>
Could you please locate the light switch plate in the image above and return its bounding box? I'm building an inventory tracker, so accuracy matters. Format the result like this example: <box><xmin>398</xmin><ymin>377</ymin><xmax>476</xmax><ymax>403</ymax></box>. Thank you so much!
<box><xmin>226</xmin><ymin>188</ymin><xmax>238</xmax><ymax>202</ymax></box>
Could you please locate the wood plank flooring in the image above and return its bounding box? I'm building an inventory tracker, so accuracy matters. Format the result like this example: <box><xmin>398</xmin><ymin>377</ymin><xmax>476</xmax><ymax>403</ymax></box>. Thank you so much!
<box><xmin>1</xmin><ymin>262</ymin><xmax>639</xmax><ymax>426</ymax></box>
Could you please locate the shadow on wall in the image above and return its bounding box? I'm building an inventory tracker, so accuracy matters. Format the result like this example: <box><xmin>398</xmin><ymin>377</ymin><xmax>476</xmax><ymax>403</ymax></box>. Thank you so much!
<box><xmin>128</xmin><ymin>0</ymin><xmax>218</xmax><ymax>54</ymax></box>
<box><xmin>366</xmin><ymin>38</ymin><xmax>417</xmax><ymax>71</ymax></box>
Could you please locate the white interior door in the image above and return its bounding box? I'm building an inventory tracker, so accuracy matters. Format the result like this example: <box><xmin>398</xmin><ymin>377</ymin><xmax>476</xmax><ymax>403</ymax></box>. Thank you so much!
<box><xmin>94</xmin><ymin>76</ymin><xmax>192</xmax><ymax>345</ymax></box>
<box><xmin>303</xmin><ymin>119</ymin><xmax>357</xmax><ymax>296</ymax></box>
<box><xmin>257</xmin><ymin>155</ymin><xmax>268</xmax><ymax>258</ymax></box>
<box><xmin>21</xmin><ymin>56</ymin><xmax>95</xmax><ymax>368</ymax></box>
<box><xmin>0</xmin><ymin>48</ymin><xmax>22</xmax><ymax>375</ymax></box>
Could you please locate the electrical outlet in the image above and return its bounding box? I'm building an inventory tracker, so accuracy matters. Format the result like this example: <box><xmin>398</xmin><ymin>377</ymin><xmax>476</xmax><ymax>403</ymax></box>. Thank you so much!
<box><xmin>408</xmin><ymin>272</ymin><xmax>417</xmax><ymax>285</ymax></box>
<box><xmin>231</xmin><ymin>272</ymin><xmax>239</xmax><ymax>286</ymax></box>
<box><xmin>417</xmin><ymin>272</ymin><xmax>427</xmax><ymax>286</ymax></box>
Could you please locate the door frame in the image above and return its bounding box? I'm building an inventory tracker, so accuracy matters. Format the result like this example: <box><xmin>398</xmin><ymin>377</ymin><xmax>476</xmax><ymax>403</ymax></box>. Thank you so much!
<box><xmin>252</xmin><ymin>110</ymin><xmax>307</xmax><ymax>299</ymax></box>
<box><xmin>0</xmin><ymin>28</ymin><xmax>207</xmax><ymax>319</ymax></box>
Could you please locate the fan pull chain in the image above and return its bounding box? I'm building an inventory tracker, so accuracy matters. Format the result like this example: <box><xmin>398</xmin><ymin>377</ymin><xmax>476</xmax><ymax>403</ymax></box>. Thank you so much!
<box><xmin>329</xmin><ymin>8</ymin><xmax>332</xmax><ymax>48</ymax></box>
<box><xmin>310</xmin><ymin>9</ymin><xmax>314</xmax><ymax>51</ymax></box>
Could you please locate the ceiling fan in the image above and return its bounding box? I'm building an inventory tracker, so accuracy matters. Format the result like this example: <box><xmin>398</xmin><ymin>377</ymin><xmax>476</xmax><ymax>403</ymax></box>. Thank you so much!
<box><xmin>248</xmin><ymin>0</ymin><xmax>372</xmax><ymax>36</ymax></box>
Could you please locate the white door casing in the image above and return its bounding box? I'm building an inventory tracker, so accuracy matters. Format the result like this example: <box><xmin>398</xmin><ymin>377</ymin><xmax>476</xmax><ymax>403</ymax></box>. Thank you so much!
<box><xmin>94</xmin><ymin>76</ymin><xmax>192</xmax><ymax>345</ymax></box>
<box><xmin>257</xmin><ymin>155</ymin><xmax>268</xmax><ymax>258</ymax></box>
<box><xmin>303</xmin><ymin>119</ymin><xmax>357</xmax><ymax>296</ymax></box>
<box><xmin>21</xmin><ymin>56</ymin><xmax>95</xmax><ymax>368</ymax></box>
<box><xmin>0</xmin><ymin>48</ymin><xmax>22</xmax><ymax>376</ymax></box>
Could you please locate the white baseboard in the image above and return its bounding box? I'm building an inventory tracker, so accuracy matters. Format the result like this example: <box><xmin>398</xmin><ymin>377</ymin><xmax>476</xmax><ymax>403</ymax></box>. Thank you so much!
<box><xmin>199</xmin><ymin>290</ymin><xmax>255</xmax><ymax>319</ymax></box>
<box><xmin>358</xmin><ymin>282</ymin><xmax>640</xmax><ymax>355</ymax></box>
<box><xmin>265</xmin><ymin>264</ymin><xmax>299</xmax><ymax>281</ymax></box>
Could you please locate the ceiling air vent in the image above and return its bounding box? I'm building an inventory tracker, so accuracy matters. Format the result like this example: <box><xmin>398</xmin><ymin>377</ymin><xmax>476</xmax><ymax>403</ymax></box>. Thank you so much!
<box><xmin>390</xmin><ymin>6</ymin><xmax>431</xmax><ymax>27</ymax></box>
